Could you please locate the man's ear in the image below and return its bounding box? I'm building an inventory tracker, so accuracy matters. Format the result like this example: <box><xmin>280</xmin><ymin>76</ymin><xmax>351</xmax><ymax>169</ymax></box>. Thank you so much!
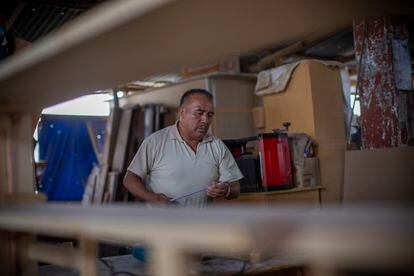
<box><xmin>179</xmin><ymin>107</ymin><xmax>185</xmax><ymax>119</ymax></box>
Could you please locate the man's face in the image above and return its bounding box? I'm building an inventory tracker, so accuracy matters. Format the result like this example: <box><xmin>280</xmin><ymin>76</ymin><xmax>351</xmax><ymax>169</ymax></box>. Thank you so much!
<box><xmin>179</xmin><ymin>94</ymin><xmax>214</xmax><ymax>141</ymax></box>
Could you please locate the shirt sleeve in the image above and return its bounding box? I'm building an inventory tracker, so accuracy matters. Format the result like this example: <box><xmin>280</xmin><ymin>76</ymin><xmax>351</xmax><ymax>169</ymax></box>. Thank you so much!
<box><xmin>217</xmin><ymin>140</ymin><xmax>244</xmax><ymax>183</ymax></box>
<box><xmin>127</xmin><ymin>138</ymin><xmax>155</xmax><ymax>180</ymax></box>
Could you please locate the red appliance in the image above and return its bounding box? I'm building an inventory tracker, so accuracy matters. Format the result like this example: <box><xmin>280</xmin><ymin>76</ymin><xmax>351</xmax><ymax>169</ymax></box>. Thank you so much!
<box><xmin>258</xmin><ymin>132</ymin><xmax>293</xmax><ymax>190</ymax></box>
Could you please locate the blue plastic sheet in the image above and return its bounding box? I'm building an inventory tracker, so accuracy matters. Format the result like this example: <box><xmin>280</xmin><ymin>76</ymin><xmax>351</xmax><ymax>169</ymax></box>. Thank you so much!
<box><xmin>38</xmin><ymin>115</ymin><xmax>106</xmax><ymax>201</ymax></box>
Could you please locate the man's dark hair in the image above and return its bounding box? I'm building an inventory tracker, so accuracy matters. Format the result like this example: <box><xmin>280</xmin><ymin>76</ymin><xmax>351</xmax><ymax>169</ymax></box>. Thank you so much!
<box><xmin>179</xmin><ymin>88</ymin><xmax>213</xmax><ymax>107</ymax></box>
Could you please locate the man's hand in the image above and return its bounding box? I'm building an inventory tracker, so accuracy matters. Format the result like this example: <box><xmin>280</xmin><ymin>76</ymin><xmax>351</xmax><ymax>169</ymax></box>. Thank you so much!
<box><xmin>148</xmin><ymin>193</ymin><xmax>171</xmax><ymax>204</ymax></box>
<box><xmin>123</xmin><ymin>172</ymin><xmax>173</xmax><ymax>204</ymax></box>
<box><xmin>207</xmin><ymin>181</ymin><xmax>228</xmax><ymax>198</ymax></box>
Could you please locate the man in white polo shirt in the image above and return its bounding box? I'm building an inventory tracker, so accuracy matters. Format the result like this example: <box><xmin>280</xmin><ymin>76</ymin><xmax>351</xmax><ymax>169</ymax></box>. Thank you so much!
<box><xmin>123</xmin><ymin>89</ymin><xmax>243</xmax><ymax>207</ymax></box>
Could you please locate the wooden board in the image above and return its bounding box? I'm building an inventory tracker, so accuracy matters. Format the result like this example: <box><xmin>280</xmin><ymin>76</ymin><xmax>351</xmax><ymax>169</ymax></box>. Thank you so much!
<box><xmin>111</xmin><ymin>108</ymin><xmax>134</xmax><ymax>172</ymax></box>
<box><xmin>93</xmin><ymin>107</ymin><xmax>121</xmax><ymax>203</ymax></box>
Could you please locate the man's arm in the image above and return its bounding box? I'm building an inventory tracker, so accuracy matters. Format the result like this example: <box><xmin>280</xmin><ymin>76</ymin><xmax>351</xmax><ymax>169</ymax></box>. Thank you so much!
<box><xmin>207</xmin><ymin>181</ymin><xmax>240</xmax><ymax>200</ymax></box>
<box><xmin>123</xmin><ymin>171</ymin><xmax>170</xmax><ymax>203</ymax></box>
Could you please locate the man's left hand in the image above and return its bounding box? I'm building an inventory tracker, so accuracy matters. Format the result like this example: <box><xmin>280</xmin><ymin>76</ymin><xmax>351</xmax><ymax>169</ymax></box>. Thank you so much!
<box><xmin>207</xmin><ymin>181</ymin><xmax>228</xmax><ymax>198</ymax></box>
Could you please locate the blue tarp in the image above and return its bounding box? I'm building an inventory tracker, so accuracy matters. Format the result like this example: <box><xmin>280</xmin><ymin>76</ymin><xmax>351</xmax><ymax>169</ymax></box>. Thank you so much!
<box><xmin>38</xmin><ymin>115</ymin><xmax>106</xmax><ymax>201</ymax></box>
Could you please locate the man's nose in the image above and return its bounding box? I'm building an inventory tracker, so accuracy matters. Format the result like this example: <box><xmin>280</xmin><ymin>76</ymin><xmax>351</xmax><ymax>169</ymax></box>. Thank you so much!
<box><xmin>201</xmin><ymin>113</ymin><xmax>210</xmax><ymax>123</ymax></box>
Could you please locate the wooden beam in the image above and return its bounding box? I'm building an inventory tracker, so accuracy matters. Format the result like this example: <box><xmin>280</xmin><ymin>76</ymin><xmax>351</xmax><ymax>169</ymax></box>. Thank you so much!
<box><xmin>0</xmin><ymin>0</ymin><xmax>411</xmax><ymax>112</ymax></box>
<box><xmin>249</xmin><ymin>41</ymin><xmax>306</xmax><ymax>72</ymax></box>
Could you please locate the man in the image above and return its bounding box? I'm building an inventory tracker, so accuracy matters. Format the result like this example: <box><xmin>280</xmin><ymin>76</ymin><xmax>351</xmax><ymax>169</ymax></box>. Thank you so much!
<box><xmin>123</xmin><ymin>89</ymin><xmax>243</xmax><ymax>207</ymax></box>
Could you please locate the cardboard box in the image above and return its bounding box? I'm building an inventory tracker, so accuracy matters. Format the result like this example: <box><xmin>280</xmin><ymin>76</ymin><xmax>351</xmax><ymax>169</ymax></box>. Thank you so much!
<box><xmin>252</xmin><ymin>106</ymin><xmax>265</xmax><ymax>129</ymax></box>
<box><xmin>294</xmin><ymin>157</ymin><xmax>320</xmax><ymax>188</ymax></box>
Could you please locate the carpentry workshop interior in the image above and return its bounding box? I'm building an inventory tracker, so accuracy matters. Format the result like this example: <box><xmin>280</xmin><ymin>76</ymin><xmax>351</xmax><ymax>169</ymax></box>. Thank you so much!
<box><xmin>0</xmin><ymin>0</ymin><xmax>413</xmax><ymax>275</ymax></box>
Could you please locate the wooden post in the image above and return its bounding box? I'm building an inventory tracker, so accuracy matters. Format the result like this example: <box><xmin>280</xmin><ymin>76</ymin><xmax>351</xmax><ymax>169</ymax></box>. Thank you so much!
<box><xmin>150</xmin><ymin>242</ymin><xmax>188</xmax><ymax>276</ymax></box>
<box><xmin>0</xmin><ymin>230</ymin><xmax>15</xmax><ymax>276</ymax></box>
<box><xmin>79</xmin><ymin>236</ymin><xmax>97</xmax><ymax>276</ymax></box>
<box><xmin>354</xmin><ymin>16</ymin><xmax>413</xmax><ymax>149</ymax></box>
<box><xmin>16</xmin><ymin>235</ymin><xmax>39</xmax><ymax>276</ymax></box>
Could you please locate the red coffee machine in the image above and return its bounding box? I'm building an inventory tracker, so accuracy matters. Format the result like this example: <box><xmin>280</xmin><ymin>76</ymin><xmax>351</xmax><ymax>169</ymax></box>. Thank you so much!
<box><xmin>258</xmin><ymin>131</ymin><xmax>293</xmax><ymax>190</ymax></box>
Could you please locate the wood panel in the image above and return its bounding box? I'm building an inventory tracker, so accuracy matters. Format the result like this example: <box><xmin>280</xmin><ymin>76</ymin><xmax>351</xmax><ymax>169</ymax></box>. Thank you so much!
<box><xmin>343</xmin><ymin>147</ymin><xmax>414</xmax><ymax>204</ymax></box>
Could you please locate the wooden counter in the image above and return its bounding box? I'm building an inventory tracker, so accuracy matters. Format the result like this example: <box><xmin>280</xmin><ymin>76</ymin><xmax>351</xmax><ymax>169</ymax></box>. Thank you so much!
<box><xmin>216</xmin><ymin>186</ymin><xmax>323</xmax><ymax>208</ymax></box>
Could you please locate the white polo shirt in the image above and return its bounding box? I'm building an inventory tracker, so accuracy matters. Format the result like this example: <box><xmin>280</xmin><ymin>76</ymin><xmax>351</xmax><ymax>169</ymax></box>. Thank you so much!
<box><xmin>127</xmin><ymin>122</ymin><xmax>243</xmax><ymax>207</ymax></box>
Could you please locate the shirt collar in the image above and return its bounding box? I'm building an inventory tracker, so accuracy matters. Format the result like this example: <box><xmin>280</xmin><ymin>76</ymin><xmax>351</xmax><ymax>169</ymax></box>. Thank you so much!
<box><xmin>168</xmin><ymin>121</ymin><xmax>213</xmax><ymax>143</ymax></box>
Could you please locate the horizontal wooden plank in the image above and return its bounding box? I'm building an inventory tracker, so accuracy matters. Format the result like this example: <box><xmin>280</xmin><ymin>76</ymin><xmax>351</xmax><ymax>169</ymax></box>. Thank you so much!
<box><xmin>0</xmin><ymin>203</ymin><xmax>413</xmax><ymax>271</ymax></box>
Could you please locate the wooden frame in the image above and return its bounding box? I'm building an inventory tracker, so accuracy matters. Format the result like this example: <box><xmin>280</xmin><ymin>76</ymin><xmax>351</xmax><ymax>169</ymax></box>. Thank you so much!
<box><xmin>0</xmin><ymin>204</ymin><xmax>413</xmax><ymax>276</ymax></box>
<box><xmin>0</xmin><ymin>1</ymin><xmax>412</xmax><ymax>275</ymax></box>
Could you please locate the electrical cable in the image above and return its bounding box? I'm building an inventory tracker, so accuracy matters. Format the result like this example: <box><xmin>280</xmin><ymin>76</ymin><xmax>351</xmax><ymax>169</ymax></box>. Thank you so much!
<box><xmin>99</xmin><ymin>258</ymin><xmax>140</xmax><ymax>276</ymax></box>
<box><xmin>234</xmin><ymin>260</ymin><xmax>249</xmax><ymax>275</ymax></box>
<box><xmin>201</xmin><ymin>256</ymin><xmax>250</xmax><ymax>276</ymax></box>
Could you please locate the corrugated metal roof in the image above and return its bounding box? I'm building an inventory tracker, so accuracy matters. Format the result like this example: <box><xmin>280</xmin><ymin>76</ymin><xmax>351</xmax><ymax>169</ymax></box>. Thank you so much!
<box><xmin>1</xmin><ymin>0</ymin><xmax>107</xmax><ymax>42</ymax></box>
<box><xmin>12</xmin><ymin>3</ymin><xmax>82</xmax><ymax>41</ymax></box>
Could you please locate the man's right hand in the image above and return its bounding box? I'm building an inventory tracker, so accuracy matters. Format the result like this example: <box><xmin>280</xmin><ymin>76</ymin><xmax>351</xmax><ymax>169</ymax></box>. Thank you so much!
<box><xmin>148</xmin><ymin>193</ymin><xmax>171</xmax><ymax>204</ymax></box>
<box><xmin>123</xmin><ymin>172</ymin><xmax>172</xmax><ymax>204</ymax></box>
